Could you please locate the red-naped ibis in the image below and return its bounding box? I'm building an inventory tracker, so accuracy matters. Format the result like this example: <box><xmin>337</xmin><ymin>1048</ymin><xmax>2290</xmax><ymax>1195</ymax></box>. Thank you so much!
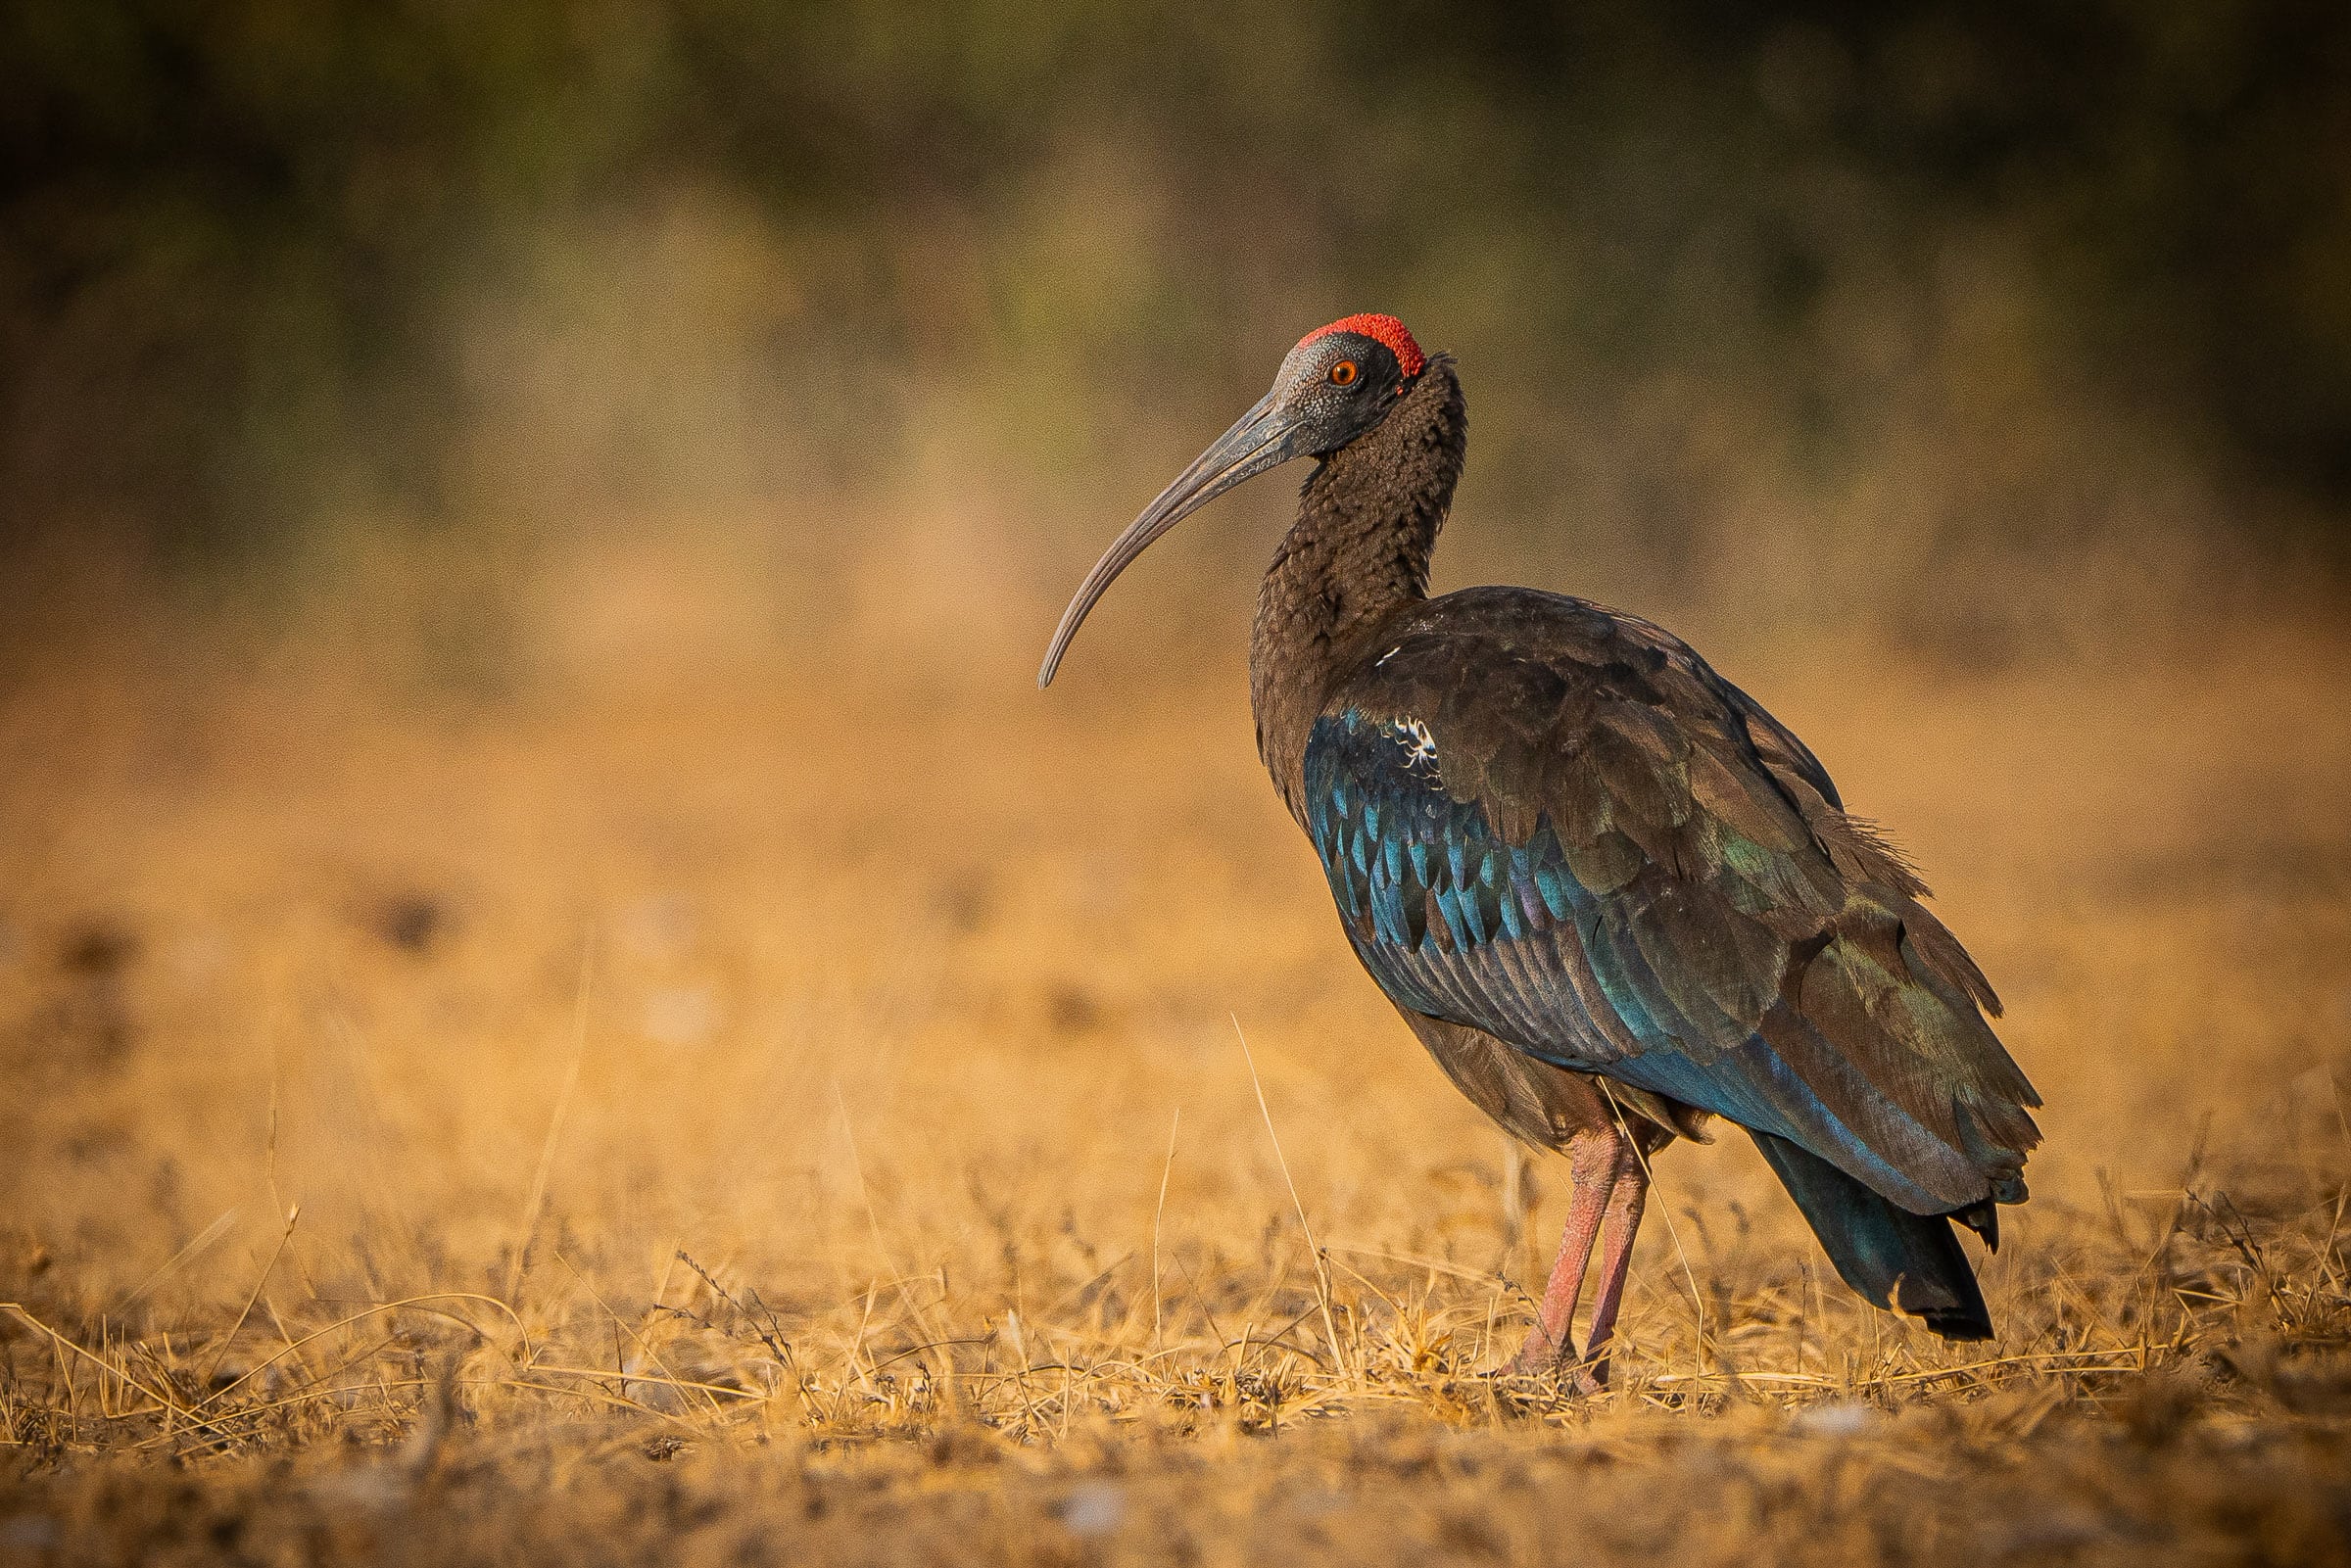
<box><xmin>1039</xmin><ymin>314</ymin><xmax>2039</xmax><ymax>1387</ymax></box>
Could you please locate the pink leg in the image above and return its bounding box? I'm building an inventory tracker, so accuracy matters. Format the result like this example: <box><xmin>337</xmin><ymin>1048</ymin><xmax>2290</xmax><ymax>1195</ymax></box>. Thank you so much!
<box><xmin>1576</xmin><ymin>1153</ymin><xmax>1651</xmax><ymax>1388</ymax></box>
<box><xmin>1507</xmin><ymin>1127</ymin><xmax>1620</xmax><ymax>1376</ymax></box>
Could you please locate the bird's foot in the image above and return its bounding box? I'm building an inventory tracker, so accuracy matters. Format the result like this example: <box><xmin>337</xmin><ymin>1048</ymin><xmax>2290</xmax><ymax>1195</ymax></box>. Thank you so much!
<box><xmin>1502</xmin><ymin>1333</ymin><xmax>1608</xmax><ymax>1396</ymax></box>
<box><xmin>1503</xmin><ymin>1327</ymin><xmax>1567</xmax><ymax>1380</ymax></box>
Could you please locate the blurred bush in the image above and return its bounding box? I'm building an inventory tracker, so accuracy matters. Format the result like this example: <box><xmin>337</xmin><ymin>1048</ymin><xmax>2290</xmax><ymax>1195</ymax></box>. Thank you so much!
<box><xmin>2</xmin><ymin>1</ymin><xmax>2346</xmax><ymax>643</ymax></box>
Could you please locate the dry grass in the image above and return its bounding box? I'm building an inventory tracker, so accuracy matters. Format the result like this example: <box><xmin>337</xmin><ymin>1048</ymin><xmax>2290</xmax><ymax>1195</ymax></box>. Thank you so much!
<box><xmin>2</xmin><ymin>573</ymin><xmax>2349</xmax><ymax>1564</ymax></box>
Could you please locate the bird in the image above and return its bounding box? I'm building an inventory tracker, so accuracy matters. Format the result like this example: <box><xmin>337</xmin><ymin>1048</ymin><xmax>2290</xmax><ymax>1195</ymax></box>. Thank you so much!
<box><xmin>1038</xmin><ymin>314</ymin><xmax>2040</xmax><ymax>1389</ymax></box>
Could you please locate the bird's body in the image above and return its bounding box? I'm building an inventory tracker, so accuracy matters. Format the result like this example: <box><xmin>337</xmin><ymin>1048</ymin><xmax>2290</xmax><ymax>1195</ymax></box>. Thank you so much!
<box><xmin>1042</xmin><ymin>316</ymin><xmax>2039</xmax><ymax>1384</ymax></box>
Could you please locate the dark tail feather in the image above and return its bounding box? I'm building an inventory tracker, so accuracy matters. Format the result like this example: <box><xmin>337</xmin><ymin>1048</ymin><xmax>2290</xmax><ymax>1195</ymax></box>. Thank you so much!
<box><xmin>1750</xmin><ymin>1130</ymin><xmax>1993</xmax><ymax>1342</ymax></box>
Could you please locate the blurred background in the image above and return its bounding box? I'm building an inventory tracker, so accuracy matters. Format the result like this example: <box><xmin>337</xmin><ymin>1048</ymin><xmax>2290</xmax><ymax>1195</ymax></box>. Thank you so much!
<box><xmin>4</xmin><ymin>0</ymin><xmax>2349</xmax><ymax>688</ymax></box>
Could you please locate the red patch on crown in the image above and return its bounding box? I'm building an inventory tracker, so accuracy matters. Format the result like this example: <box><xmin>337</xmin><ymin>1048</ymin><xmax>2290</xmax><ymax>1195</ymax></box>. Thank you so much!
<box><xmin>1299</xmin><ymin>313</ymin><xmax>1425</xmax><ymax>378</ymax></box>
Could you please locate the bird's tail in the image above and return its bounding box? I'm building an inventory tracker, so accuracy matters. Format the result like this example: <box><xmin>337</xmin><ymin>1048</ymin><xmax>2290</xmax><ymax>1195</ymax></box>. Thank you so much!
<box><xmin>1749</xmin><ymin>1130</ymin><xmax>1993</xmax><ymax>1341</ymax></box>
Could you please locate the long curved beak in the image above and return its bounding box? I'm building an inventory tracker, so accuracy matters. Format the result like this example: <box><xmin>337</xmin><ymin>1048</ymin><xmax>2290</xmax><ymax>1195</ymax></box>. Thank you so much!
<box><xmin>1038</xmin><ymin>389</ymin><xmax>1304</xmax><ymax>689</ymax></box>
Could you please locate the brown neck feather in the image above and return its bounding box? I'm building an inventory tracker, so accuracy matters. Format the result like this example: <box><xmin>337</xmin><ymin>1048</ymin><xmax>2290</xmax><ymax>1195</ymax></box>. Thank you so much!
<box><xmin>1250</xmin><ymin>355</ymin><xmax>1466</xmax><ymax>822</ymax></box>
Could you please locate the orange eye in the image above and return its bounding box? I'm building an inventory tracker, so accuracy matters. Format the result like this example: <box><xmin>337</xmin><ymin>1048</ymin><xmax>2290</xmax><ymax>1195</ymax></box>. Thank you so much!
<box><xmin>1329</xmin><ymin>359</ymin><xmax>1359</xmax><ymax>386</ymax></box>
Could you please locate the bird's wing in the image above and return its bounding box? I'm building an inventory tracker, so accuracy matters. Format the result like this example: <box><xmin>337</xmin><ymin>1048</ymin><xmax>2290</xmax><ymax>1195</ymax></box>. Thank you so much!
<box><xmin>1304</xmin><ymin>587</ymin><xmax>2039</xmax><ymax>1214</ymax></box>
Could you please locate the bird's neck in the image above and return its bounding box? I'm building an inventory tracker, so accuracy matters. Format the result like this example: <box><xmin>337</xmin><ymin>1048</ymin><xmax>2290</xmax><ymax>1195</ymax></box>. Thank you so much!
<box><xmin>1251</xmin><ymin>356</ymin><xmax>1466</xmax><ymax>822</ymax></box>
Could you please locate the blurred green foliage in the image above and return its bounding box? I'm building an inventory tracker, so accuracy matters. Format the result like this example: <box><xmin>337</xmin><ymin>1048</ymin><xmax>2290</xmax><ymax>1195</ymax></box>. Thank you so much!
<box><xmin>3</xmin><ymin>1</ymin><xmax>2347</xmax><ymax>589</ymax></box>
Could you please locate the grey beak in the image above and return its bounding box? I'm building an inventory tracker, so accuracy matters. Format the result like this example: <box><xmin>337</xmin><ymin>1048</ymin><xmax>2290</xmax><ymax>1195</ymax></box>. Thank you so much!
<box><xmin>1037</xmin><ymin>389</ymin><xmax>1305</xmax><ymax>689</ymax></box>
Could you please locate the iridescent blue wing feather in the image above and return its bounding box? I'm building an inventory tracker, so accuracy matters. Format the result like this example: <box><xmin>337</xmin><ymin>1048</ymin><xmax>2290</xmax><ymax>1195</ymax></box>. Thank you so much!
<box><xmin>1304</xmin><ymin>587</ymin><xmax>2039</xmax><ymax>1216</ymax></box>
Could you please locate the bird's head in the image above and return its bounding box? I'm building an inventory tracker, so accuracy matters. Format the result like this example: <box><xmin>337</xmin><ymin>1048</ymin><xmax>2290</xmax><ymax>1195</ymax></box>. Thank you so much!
<box><xmin>1038</xmin><ymin>313</ymin><xmax>1428</xmax><ymax>688</ymax></box>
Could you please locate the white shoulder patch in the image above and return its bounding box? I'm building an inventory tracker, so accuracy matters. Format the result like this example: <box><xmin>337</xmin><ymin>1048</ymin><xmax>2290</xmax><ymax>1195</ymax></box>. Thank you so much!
<box><xmin>1378</xmin><ymin>716</ymin><xmax>1443</xmax><ymax>784</ymax></box>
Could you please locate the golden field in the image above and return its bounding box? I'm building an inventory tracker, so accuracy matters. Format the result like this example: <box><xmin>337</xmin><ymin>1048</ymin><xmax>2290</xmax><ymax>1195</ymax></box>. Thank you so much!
<box><xmin>2</xmin><ymin>554</ymin><xmax>2349</xmax><ymax>1566</ymax></box>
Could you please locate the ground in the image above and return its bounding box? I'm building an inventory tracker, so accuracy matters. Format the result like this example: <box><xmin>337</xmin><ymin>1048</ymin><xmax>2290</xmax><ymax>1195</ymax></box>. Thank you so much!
<box><xmin>2</xmin><ymin>589</ymin><xmax>2347</xmax><ymax>1565</ymax></box>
